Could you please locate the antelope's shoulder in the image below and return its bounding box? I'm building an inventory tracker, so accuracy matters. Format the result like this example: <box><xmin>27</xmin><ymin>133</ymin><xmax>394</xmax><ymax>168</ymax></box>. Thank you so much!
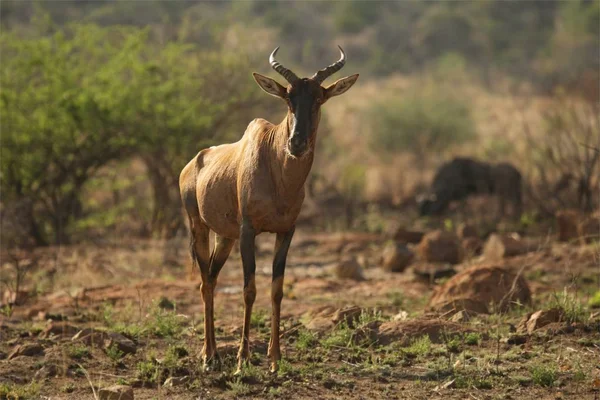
<box><xmin>243</xmin><ymin>118</ymin><xmax>273</xmax><ymax>139</ymax></box>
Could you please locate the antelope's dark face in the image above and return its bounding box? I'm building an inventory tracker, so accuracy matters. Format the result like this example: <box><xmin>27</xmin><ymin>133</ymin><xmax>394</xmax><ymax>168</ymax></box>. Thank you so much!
<box><xmin>253</xmin><ymin>46</ymin><xmax>359</xmax><ymax>158</ymax></box>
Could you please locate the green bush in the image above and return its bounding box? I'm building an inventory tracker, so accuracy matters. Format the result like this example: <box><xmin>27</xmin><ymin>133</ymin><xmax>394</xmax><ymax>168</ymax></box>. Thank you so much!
<box><xmin>367</xmin><ymin>84</ymin><xmax>476</xmax><ymax>159</ymax></box>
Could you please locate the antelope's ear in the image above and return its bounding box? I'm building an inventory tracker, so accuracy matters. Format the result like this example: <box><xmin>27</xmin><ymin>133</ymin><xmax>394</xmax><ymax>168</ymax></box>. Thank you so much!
<box><xmin>324</xmin><ymin>74</ymin><xmax>359</xmax><ymax>100</ymax></box>
<box><xmin>253</xmin><ymin>73</ymin><xmax>287</xmax><ymax>99</ymax></box>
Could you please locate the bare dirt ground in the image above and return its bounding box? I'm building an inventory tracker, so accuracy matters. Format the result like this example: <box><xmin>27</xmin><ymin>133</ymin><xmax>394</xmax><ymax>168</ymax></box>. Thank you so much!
<box><xmin>1</xmin><ymin>229</ymin><xmax>599</xmax><ymax>399</ymax></box>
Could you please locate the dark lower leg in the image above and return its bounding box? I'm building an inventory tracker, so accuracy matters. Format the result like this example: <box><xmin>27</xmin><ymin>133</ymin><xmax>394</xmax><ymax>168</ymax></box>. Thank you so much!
<box><xmin>268</xmin><ymin>228</ymin><xmax>294</xmax><ymax>372</ymax></box>
<box><xmin>238</xmin><ymin>275</ymin><xmax>256</xmax><ymax>370</ymax></box>
<box><xmin>237</xmin><ymin>220</ymin><xmax>256</xmax><ymax>372</ymax></box>
<box><xmin>268</xmin><ymin>276</ymin><xmax>284</xmax><ymax>372</ymax></box>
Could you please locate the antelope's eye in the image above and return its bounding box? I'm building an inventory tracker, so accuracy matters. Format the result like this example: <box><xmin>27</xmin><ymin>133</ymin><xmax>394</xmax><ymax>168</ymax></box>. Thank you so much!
<box><xmin>316</xmin><ymin>98</ymin><xmax>323</xmax><ymax>105</ymax></box>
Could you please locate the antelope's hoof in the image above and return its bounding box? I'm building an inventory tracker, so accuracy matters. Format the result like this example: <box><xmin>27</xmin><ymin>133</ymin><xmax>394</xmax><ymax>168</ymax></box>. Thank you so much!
<box><xmin>202</xmin><ymin>354</ymin><xmax>221</xmax><ymax>372</ymax></box>
<box><xmin>269</xmin><ymin>362</ymin><xmax>279</xmax><ymax>374</ymax></box>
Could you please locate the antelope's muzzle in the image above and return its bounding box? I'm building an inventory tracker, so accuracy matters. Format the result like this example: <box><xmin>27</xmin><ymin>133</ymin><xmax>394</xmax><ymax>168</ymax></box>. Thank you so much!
<box><xmin>288</xmin><ymin>134</ymin><xmax>308</xmax><ymax>157</ymax></box>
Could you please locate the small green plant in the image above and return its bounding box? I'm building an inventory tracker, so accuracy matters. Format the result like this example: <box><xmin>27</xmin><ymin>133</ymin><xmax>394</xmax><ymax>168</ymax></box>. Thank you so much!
<box><xmin>455</xmin><ymin>373</ymin><xmax>493</xmax><ymax>390</ymax></box>
<box><xmin>464</xmin><ymin>332</ymin><xmax>481</xmax><ymax>346</ymax></box>
<box><xmin>296</xmin><ymin>329</ymin><xmax>318</xmax><ymax>351</ymax></box>
<box><xmin>446</xmin><ymin>337</ymin><xmax>461</xmax><ymax>353</ymax></box>
<box><xmin>531</xmin><ymin>364</ymin><xmax>558</xmax><ymax>387</ymax></box>
<box><xmin>60</xmin><ymin>383</ymin><xmax>76</xmax><ymax>393</ymax></box>
<box><xmin>136</xmin><ymin>360</ymin><xmax>159</xmax><ymax>384</ymax></box>
<box><xmin>321</xmin><ymin>320</ymin><xmax>353</xmax><ymax>349</ymax></box>
<box><xmin>105</xmin><ymin>344</ymin><xmax>124</xmax><ymax>362</ymax></box>
<box><xmin>227</xmin><ymin>379</ymin><xmax>252</xmax><ymax>396</ymax></box>
<box><xmin>551</xmin><ymin>288</ymin><xmax>586</xmax><ymax>323</ymax></box>
<box><xmin>588</xmin><ymin>291</ymin><xmax>600</xmax><ymax>308</ymax></box>
<box><xmin>0</xmin><ymin>382</ymin><xmax>41</xmax><ymax>399</ymax></box>
<box><xmin>402</xmin><ymin>335</ymin><xmax>432</xmax><ymax>358</ymax></box>
<box><xmin>146</xmin><ymin>302</ymin><xmax>182</xmax><ymax>338</ymax></box>
<box><xmin>68</xmin><ymin>344</ymin><xmax>91</xmax><ymax>360</ymax></box>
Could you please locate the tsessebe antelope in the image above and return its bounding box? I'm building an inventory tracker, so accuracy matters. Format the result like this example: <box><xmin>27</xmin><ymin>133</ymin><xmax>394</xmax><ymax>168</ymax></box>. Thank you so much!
<box><xmin>179</xmin><ymin>47</ymin><xmax>358</xmax><ymax>372</ymax></box>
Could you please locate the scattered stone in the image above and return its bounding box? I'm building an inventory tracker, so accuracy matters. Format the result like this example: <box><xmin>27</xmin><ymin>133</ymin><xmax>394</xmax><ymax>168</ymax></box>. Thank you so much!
<box><xmin>456</xmin><ymin>223</ymin><xmax>478</xmax><ymax>239</ymax></box>
<box><xmin>434</xmin><ymin>379</ymin><xmax>456</xmax><ymax>391</ymax></box>
<box><xmin>303</xmin><ymin>305</ymin><xmax>362</xmax><ymax>332</ymax></box>
<box><xmin>34</xmin><ymin>364</ymin><xmax>58</xmax><ymax>380</ymax></box>
<box><xmin>98</xmin><ymin>385</ymin><xmax>134</xmax><ymax>400</ymax></box>
<box><xmin>506</xmin><ymin>334</ymin><xmax>528</xmax><ymax>345</ymax></box>
<box><xmin>392</xmin><ymin>311</ymin><xmax>409</xmax><ymax>321</ymax></box>
<box><xmin>157</xmin><ymin>297</ymin><xmax>175</xmax><ymax>310</ymax></box>
<box><xmin>483</xmin><ymin>234</ymin><xmax>533</xmax><ymax>260</ymax></box>
<box><xmin>392</xmin><ymin>228</ymin><xmax>424</xmax><ymax>244</ymax></box>
<box><xmin>8</xmin><ymin>343</ymin><xmax>44</xmax><ymax>359</ymax></box>
<box><xmin>412</xmin><ymin>264</ymin><xmax>457</xmax><ymax>282</ymax></box>
<box><xmin>334</xmin><ymin>258</ymin><xmax>365</xmax><ymax>281</ymax></box>
<box><xmin>381</xmin><ymin>242</ymin><xmax>413</xmax><ymax>273</ymax></box>
<box><xmin>462</xmin><ymin>237</ymin><xmax>483</xmax><ymax>256</ymax></box>
<box><xmin>556</xmin><ymin>209</ymin><xmax>582</xmax><ymax>242</ymax></box>
<box><xmin>41</xmin><ymin>321</ymin><xmax>80</xmax><ymax>338</ymax></box>
<box><xmin>434</xmin><ymin>298</ymin><xmax>489</xmax><ymax>315</ymax></box>
<box><xmin>104</xmin><ymin>332</ymin><xmax>137</xmax><ymax>355</ymax></box>
<box><xmin>517</xmin><ymin>308</ymin><xmax>563</xmax><ymax>334</ymax></box>
<box><xmin>417</xmin><ymin>230</ymin><xmax>463</xmax><ymax>264</ymax></box>
<box><xmin>163</xmin><ymin>376</ymin><xmax>190</xmax><ymax>387</ymax></box>
<box><xmin>429</xmin><ymin>264</ymin><xmax>531</xmax><ymax>313</ymax></box>
<box><xmin>450</xmin><ymin>310</ymin><xmax>471</xmax><ymax>323</ymax></box>
<box><xmin>72</xmin><ymin>329</ymin><xmax>136</xmax><ymax>354</ymax></box>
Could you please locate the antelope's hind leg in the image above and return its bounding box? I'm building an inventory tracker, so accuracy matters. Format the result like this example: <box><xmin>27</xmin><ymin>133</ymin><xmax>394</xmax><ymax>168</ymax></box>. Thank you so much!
<box><xmin>190</xmin><ymin>221</ymin><xmax>234</xmax><ymax>370</ymax></box>
<box><xmin>269</xmin><ymin>227</ymin><xmax>295</xmax><ymax>373</ymax></box>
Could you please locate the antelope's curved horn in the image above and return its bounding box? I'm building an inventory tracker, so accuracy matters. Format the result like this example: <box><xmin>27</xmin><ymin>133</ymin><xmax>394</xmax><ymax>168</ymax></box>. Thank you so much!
<box><xmin>311</xmin><ymin>45</ymin><xmax>346</xmax><ymax>84</ymax></box>
<box><xmin>269</xmin><ymin>47</ymin><xmax>299</xmax><ymax>84</ymax></box>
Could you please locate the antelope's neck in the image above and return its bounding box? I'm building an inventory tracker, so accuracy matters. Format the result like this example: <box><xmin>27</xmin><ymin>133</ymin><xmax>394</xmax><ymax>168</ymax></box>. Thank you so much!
<box><xmin>269</xmin><ymin>112</ymin><xmax>317</xmax><ymax>204</ymax></box>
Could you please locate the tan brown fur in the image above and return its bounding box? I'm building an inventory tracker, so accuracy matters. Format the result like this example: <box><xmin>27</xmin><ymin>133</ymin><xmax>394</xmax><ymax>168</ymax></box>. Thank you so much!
<box><xmin>179</xmin><ymin>48</ymin><xmax>358</xmax><ymax>373</ymax></box>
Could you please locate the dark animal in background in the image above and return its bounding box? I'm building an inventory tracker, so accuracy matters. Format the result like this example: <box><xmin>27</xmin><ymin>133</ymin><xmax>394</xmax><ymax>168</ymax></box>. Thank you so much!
<box><xmin>418</xmin><ymin>158</ymin><xmax>522</xmax><ymax>218</ymax></box>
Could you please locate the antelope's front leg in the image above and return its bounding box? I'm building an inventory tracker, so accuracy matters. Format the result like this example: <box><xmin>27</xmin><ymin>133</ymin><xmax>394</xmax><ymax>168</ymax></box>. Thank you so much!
<box><xmin>269</xmin><ymin>227</ymin><xmax>295</xmax><ymax>373</ymax></box>
<box><xmin>237</xmin><ymin>220</ymin><xmax>256</xmax><ymax>373</ymax></box>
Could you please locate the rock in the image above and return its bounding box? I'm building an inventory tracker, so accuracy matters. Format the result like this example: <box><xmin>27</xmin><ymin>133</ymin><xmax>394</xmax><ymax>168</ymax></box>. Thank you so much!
<box><xmin>163</xmin><ymin>376</ymin><xmax>190</xmax><ymax>387</ymax></box>
<box><xmin>98</xmin><ymin>385</ymin><xmax>134</xmax><ymax>400</ymax></box>
<box><xmin>104</xmin><ymin>332</ymin><xmax>137</xmax><ymax>355</ymax></box>
<box><xmin>334</xmin><ymin>258</ymin><xmax>365</xmax><ymax>281</ymax></box>
<box><xmin>417</xmin><ymin>230</ymin><xmax>463</xmax><ymax>264</ymax></box>
<box><xmin>483</xmin><ymin>234</ymin><xmax>532</xmax><ymax>260</ymax></box>
<box><xmin>450</xmin><ymin>310</ymin><xmax>471</xmax><ymax>323</ymax></box>
<box><xmin>392</xmin><ymin>228</ymin><xmax>424</xmax><ymax>244</ymax></box>
<box><xmin>412</xmin><ymin>264</ymin><xmax>457</xmax><ymax>282</ymax></box>
<box><xmin>73</xmin><ymin>329</ymin><xmax>136</xmax><ymax>354</ymax></box>
<box><xmin>303</xmin><ymin>305</ymin><xmax>362</xmax><ymax>332</ymax></box>
<box><xmin>0</xmin><ymin>351</ymin><xmax>6</xmax><ymax>360</ymax></box>
<box><xmin>381</xmin><ymin>242</ymin><xmax>413</xmax><ymax>273</ymax></box>
<box><xmin>578</xmin><ymin>212</ymin><xmax>600</xmax><ymax>244</ymax></box>
<box><xmin>516</xmin><ymin>308</ymin><xmax>563</xmax><ymax>334</ymax></box>
<box><xmin>41</xmin><ymin>321</ymin><xmax>80</xmax><ymax>338</ymax></box>
<box><xmin>556</xmin><ymin>209</ymin><xmax>582</xmax><ymax>242</ymax></box>
<box><xmin>8</xmin><ymin>343</ymin><xmax>44</xmax><ymax>359</ymax></box>
<box><xmin>506</xmin><ymin>334</ymin><xmax>528</xmax><ymax>345</ymax></box>
<box><xmin>433</xmin><ymin>298</ymin><xmax>489</xmax><ymax>315</ymax></box>
<box><xmin>429</xmin><ymin>264</ymin><xmax>531</xmax><ymax>313</ymax></box>
<box><xmin>157</xmin><ymin>297</ymin><xmax>175</xmax><ymax>310</ymax></box>
<box><xmin>376</xmin><ymin>319</ymin><xmax>474</xmax><ymax>346</ymax></box>
<box><xmin>456</xmin><ymin>223</ymin><xmax>478</xmax><ymax>239</ymax></box>
<box><xmin>462</xmin><ymin>237</ymin><xmax>483</xmax><ymax>256</ymax></box>
<box><xmin>332</xmin><ymin>305</ymin><xmax>363</xmax><ymax>327</ymax></box>
<box><xmin>35</xmin><ymin>364</ymin><xmax>58</xmax><ymax>380</ymax></box>
<box><xmin>392</xmin><ymin>311</ymin><xmax>409</xmax><ymax>321</ymax></box>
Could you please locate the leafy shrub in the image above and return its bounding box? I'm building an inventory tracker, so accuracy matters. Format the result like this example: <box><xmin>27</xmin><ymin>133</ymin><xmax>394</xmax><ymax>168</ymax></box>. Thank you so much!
<box><xmin>367</xmin><ymin>84</ymin><xmax>476</xmax><ymax>159</ymax></box>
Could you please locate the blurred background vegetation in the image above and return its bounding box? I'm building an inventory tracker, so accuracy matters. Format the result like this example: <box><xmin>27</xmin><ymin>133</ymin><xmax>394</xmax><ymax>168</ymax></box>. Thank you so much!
<box><xmin>1</xmin><ymin>0</ymin><xmax>598</xmax><ymax>247</ymax></box>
